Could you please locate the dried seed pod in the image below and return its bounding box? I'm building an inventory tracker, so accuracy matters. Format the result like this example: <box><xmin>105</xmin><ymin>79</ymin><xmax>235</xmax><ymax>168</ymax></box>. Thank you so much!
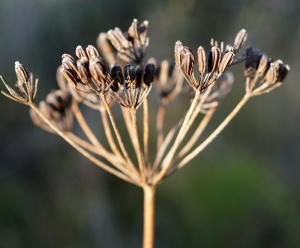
<box><xmin>256</xmin><ymin>54</ymin><xmax>268</xmax><ymax>75</ymax></box>
<box><xmin>60</xmin><ymin>67</ymin><xmax>78</xmax><ymax>88</ymax></box>
<box><xmin>76</xmin><ymin>60</ymin><xmax>90</xmax><ymax>85</ymax></box>
<box><xmin>233</xmin><ymin>29</ymin><xmax>247</xmax><ymax>52</ymax></box>
<box><xmin>128</xmin><ymin>19</ymin><xmax>140</xmax><ymax>40</ymax></box>
<box><xmin>89</xmin><ymin>59</ymin><xmax>107</xmax><ymax>86</ymax></box>
<box><xmin>197</xmin><ymin>46</ymin><xmax>206</xmax><ymax>75</ymax></box>
<box><xmin>135</xmin><ymin>66</ymin><xmax>143</xmax><ymax>88</ymax></box>
<box><xmin>139</xmin><ymin>20</ymin><xmax>149</xmax><ymax>44</ymax></box>
<box><xmin>277</xmin><ymin>64</ymin><xmax>290</xmax><ymax>83</ymax></box>
<box><xmin>76</xmin><ymin>46</ymin><xmax>88</xmax><ymax>62</ymax></box>
<box><xmin>107</xmin><ymin>29</ymin><xmax>122</xmax><ymax>50</ymax></box>
<box><xmin>207</xmin><ymin>46</ymin><xmax>221</xmax><ymax>72</ymax></box>
<box><xmin>183</xmin><ymin>52</ymin><xmax>195</xmax><ymax>76</ymax></box>
<box><xmin>61</xmin><ymin>54</ymin><xmax>81</xmax><ymax>80</ymax></box>
<box><xmin>272</xmin><ymin>60</ymin><xmax>283</xmax><ymax>70</ymax></box>
<box><xmin>112</xmin><ymin>28</ymin><xmax>131</xmax><ymax>49</ymax></box>
<box><xmin>174</xmin><ymin>41</ymin><xmax>184</xmax><ymax>67</ymax></box>
<box><xmin>245</xmin><ymin>47</ymin><xmax>262</xmax><ymax>70</ymax></box>
<box><xmin>144</xmin><ymin>63</ymin><xmax>155</xmax><ymax>86</ymax></box>
<box><xmin>265</xmin><ymin>63</ymin><xmax>277</xmax><ymax>85</ymax></box>
<box><xmin>15</xmin><ymin>61</ymin><xmax>29</xmax><ymax>83</ymax></box>
<box><xmin>86</xmin><ymin>45</ymin><xmax>100</xmax><ymax>60</ymax></box>
<box><xmin>219</xmin><ymin>51</ymin><xmax>235</xmax><ymax>73</ymax></box>
<box><xmin>125</xmin><ymin>65</ymin><xmax>136</xmax><ymax>89</ymax></box>
<box><xmin>62</xmin><ymin>53</ymin><xmax>76</xmax><ymax>63</ymax></box>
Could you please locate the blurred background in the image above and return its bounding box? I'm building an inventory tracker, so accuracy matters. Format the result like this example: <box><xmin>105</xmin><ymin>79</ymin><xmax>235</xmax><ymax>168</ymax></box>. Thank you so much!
<box><xmin>1</xmin><ymin>0</ymin><xmax>300</xmax><ymax>247</ymax></box>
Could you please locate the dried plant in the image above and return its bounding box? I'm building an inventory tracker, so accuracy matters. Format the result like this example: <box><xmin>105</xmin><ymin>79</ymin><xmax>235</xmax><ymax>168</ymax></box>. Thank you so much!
<box><xmin>1</xmin><ymin>19</ymin><xmax>290</xmax><ymax>248</ymax></box>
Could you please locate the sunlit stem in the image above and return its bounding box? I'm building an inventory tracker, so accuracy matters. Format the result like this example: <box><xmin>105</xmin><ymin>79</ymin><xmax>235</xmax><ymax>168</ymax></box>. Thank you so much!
<box><xmin>152</xmin><ymin>90</ymin><xmax>201</xmax><ymax>185</ymax></box>
<box><xmin>173</xmin><ymin>106</ymin><xmax>216</xmax><ymax>165</ymax></box>
<box><xmin>143</xmin><ymin>184</ymin><xmax>156</xmax><ymax>248</ymax></box>
<box><xmin>156</xmin><ymin>98</ymin><xmax>168</xmax><ymax>151</ymax></box>
<box><xmin>30</xmin><ymin>102</ymin><xmax>142</xmax><ymax>186</ymax></box>
<box><xmin>143</xmin><ymin>98</ymin><xmax>151</xmax><ymax>175</ymax></box>
<box><xmin>131</xmin><ymin>109</ymin><xmax>146</xmax><ymax>182</ymax></box>
<box><xmin>177</xmin><ymin>93</ymin><xmax>251</xmax><ymax>170</ymax></box>
<box><xmin>99</xmin><ymin>93</ymin><xmax>140</xmax><ymax>177</ymax></box>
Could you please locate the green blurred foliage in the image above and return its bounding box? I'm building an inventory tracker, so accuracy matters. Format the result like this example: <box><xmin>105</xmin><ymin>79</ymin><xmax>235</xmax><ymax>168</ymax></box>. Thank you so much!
<box><xmin>0</xmin><ymin>0</ymin><xmax>300</xmax><ymax>247</ymax></box>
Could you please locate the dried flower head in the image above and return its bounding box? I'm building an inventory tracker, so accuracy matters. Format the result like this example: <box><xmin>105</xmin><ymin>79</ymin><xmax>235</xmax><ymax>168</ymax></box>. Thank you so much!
<box><xmin>244</xmin><ymin>46</ymin><xmax>290</xmax><ymax>95</ymax></box>
<box><xmin>1</xmin><ymin>62</ymin><xmax>39</xmax><ymax>104</ymax></box>
<box><xmin>61</xmin><ymin>45</ymin><xmax>110</xmax><ymax>93</ymax></box>
<box><xmin>108</xmin><ymin>63</ymin><xmax>155</xmax><ymax>109</ymax></box>
<box><xmin>174</xmin><ymin>29</ymin><xmax>247</xmax><ymax>92</ymax></box>
<box><xmin>98</xmin><ymin>19</ymin><xmax>149</xmax><ymax>65</ymax></box>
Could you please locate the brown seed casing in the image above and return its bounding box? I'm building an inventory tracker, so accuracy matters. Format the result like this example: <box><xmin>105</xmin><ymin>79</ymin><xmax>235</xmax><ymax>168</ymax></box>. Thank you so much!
<box><xmin>128</xmin><ymin>19</ymin><xmax>140</xmax><ymax>40</ymax></box>
<box><xmin>174</xmin><ymin>41</ymin><xmax>184</xmax><ymax>67</ymax></box>
<box><xmin>197</xmin><ymin>46</ymin><xmax>206</xmax><ymax>75</ymax></box>
<box><xmin>256</xmin><ymin>54</ymin><xmax>268</xmax><ymax>75</ymax></box>
<box><xmin>233</xmin><ymin>29</ymin><xmax>247</xmax><ymax>52</ymax></box>
<box><xmin>76</xmin><ymin>46</ymin><xmax>88</xmax><ymax>61</ymax></box>
<box><xmin>219</xmin><ymin>51</ymin><xmax>235</xmax><ymax>73</ymax></box>
<box><xmin>144</xmin><ymin>63</ymin><xmax>155</xmax><ymax>86</ymax></box>
<box><xmin>60</xmin><ymin>67</ymin><xmax>78</xmax><ymax>88</ymax></box>
<box><xmin>183</xmin><ymin>52</ymin><xmax>195</xmax><ymax>76</ymax></box>
<box><xmin>265</xmin><ymin>63</ymin><xmax>277</xmax><ymax>85</ymax></box>
<box><xmin>15</xmin><ymin>61</ymin><xmax>29</xmax><ymax>83</ymax></box>
<box><xmin>86</xmin><ymin>45</ymin><xmax>100</xmax><ymax>60</ymax></box>
<box><xmin>207</xmin><ymin>46</ymin><xmax>221</xmax><ymax>73</ymax></box>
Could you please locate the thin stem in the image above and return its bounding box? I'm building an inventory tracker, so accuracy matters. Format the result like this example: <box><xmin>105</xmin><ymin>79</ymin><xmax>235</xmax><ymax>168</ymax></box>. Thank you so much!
<box><xmin>65</xmin><ymin>131</ymin><xmax>103</xmax><ymax>156</ymax></box>
<box><xmin>121</xmin><ymin>106</ymin><xmax>135</xmax><ymax>142</ymax></box>
<box><xmin>177</xmin><ymin>93</ymin><xmax>251</xmax><ymax>170</ymax></box>
<box><xmin>99</xmin><ymin>106</ymin><xmax>126</xmax><ymax>162</ymax></box>
<box><xmin>156</xmin><ymin>98</ymin><xmax>168</xmax><ymax>151</ymax></box>
<box><xmin>174</xmin><ymin>107</ymin><xmax>216</xmax><ymax>164</ymax></box>
<box><xmin>152</xmin><ymin>90</ymin><xmax>201</xmax><ymax>185</ymax></box>
<box><xmin>30</xmin><ymin>103</ymin><xmax>142</xmax><ymax>187</ymax></box>
<box><xmin>152</xmin><ymin>117</ymin><xmax>183</xmax><ymax>175</ymax></box>
<box><xmin>100</xmin><ymin>93</ymin><xmax>139</xmax><ymax>176</ymax></box>
<box><xmin>143</xmin><ymin>185</ymin><xmax>156</xmax><ymax>248</ymax></box>
<box><xmin>65</xmin><ymin>131</ymin><xmax>139</xmax><ymax>180</ymax></box>
<box><xmin>130</xmin><ymin>109</ymin><xmax>146</xmax><ymax>182</ymax></box>
<box><xmin>143</xmin><ymin>99</ymin><xmax>151</xmax><ymax>175</ymax></box>
<box><xmin>72</xmin><ymin>100</ymin><xmax>105</xmax><ymax>150</ymax></box>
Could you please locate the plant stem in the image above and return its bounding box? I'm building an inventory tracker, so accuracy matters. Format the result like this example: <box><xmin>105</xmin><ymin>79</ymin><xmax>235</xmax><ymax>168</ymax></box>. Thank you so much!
<box><xmin>156</xmin><ymin>98</ymin><xmax>168</xmax><ymax>150</ymax></box>
<box><xmin>177</xmin><ymin>93</ymin><xmax>251</xmax><ymax>169</ymax></box>
<box><xmin>30</xmin><ymin>103</ymin><xmax>142</xmax><ymax>186</ymax></box>
<box><xmin>143</xmin><ymin>184</ymin><xmax>156</xmax><ymax>248</ymax></box>
<box><xmin>71</xmin><ymin>100</ymin><xmax>105</xmax><ymax>151</ymax></box>
<box><xmin>131</xmin><ymin>109</ymin><xmax>146</xmax><ymax>181</ymax></box>
<box><xmin>143</xmin><ymin>98</ymin><xmax>151</xmax><ymax>174</ymax></box>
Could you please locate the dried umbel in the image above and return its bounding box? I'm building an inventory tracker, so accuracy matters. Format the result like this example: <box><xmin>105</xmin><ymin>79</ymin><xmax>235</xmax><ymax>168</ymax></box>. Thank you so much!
<box><xmin>98</xmin><ymin>19</ymin><xmax>149</xmax><ymax>65</ymax></box>
<box><xmin>1</xmin><ymin>19</ymin><xmax>291</xmax><ymax>248</ymax></box>
<box><xmin>174</xmin><ymin>29</ymin><xmax>245</xmax><ymax>92</ymax></box>
<box><xmin>61</xmin><ymin>45</ymin><xmax>109</xmax><ymax>93</ymax></box>
<box><xmin>108</xmin><ymin>63</ymin><xmax>155</xmax><ymax>109</ymax></box>
<box><xmin>244</xmin><ymin>46</ymin><xmax>290</xmax><ymax>96</ymax></box>
<box><xmin>57</xmin><ymin>66</ymin><xmax>102</xmax><ymax>109</ymax></box>
<box><xmin>1</xmin><ymin>62</ymin><xmax>39</xmax><ymax>104</ymax></box>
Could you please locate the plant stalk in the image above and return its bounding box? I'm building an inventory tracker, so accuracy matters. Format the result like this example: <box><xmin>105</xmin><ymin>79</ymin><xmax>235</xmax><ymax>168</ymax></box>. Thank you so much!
<box><xmin>143</xmin><ymin>184</ymin><xmax>156</xmax><ymax>248</ymax></box>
